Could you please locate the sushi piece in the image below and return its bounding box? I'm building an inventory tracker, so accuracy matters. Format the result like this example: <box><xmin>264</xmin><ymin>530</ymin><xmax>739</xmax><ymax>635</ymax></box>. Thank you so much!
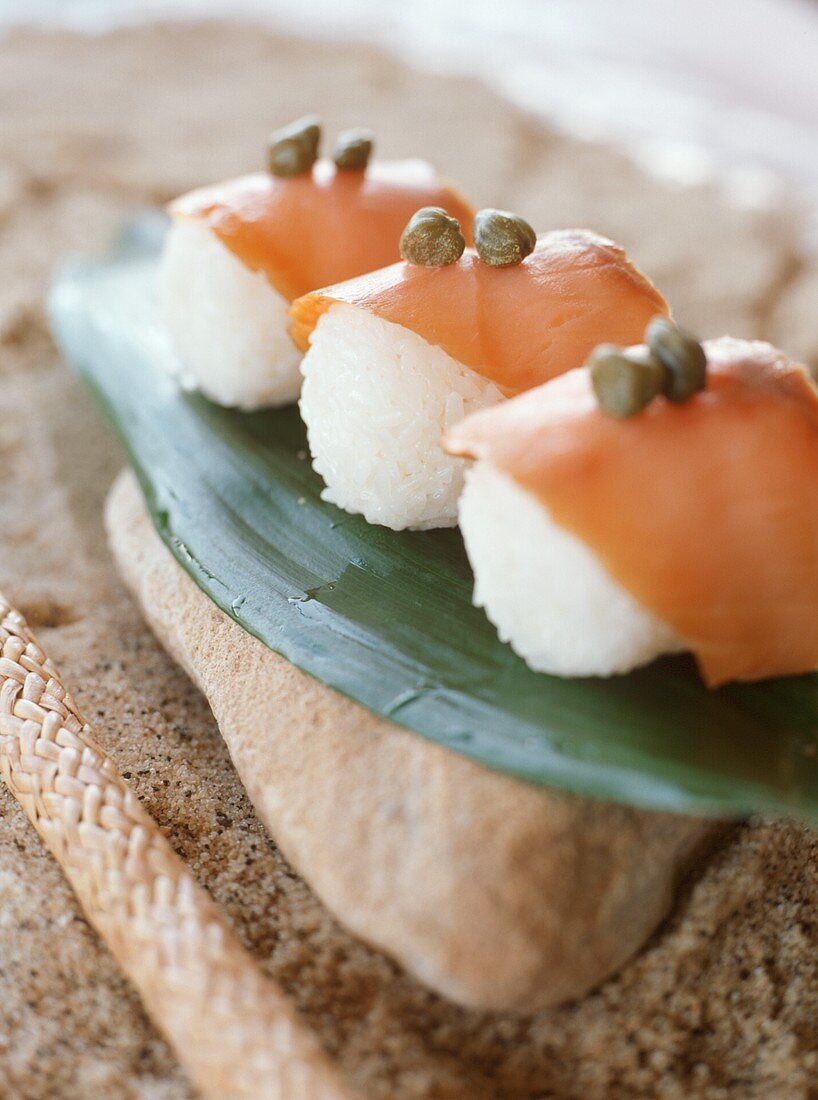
<box><xmin>446</xmin><ymin>331</ymin><xmax>818</xmax><ymax>686</ymax></box>
<box><xmin>159</xmin><ymin>118</ymin><xmax>473</xmax><ymax>409</ymax></box>
<box><xmin>291</xmin><ymin>214</ymin><xmax>668</xmax><ymax>530</ymax></box>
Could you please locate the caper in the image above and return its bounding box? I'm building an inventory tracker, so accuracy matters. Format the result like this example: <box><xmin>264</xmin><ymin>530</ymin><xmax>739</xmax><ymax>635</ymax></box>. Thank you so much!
<box><xmin>333</xmin><ymin>128</ymin><xmax>373</xmax><ymax>171</ymax></box>
<box><xmin>473</xmin><ymin>208</ymin><xmax>536</xmax><ymax>267</ymax></box>
<box><xmin>266</xmin><ymin>115</ymin><xmax>321</xmax><ymax>178</ymax></box>
<box><xmin>589</xmin><ymin>345</ymin><xmax>666</xmax><ymax>419</ymax></box>
<box><xmin>399</xmin><ymin>207</ymin><xmax>465</xmax><ymax>266</ymax></box>
<box><xmin>645</xmin><ymin>316</ymin><xmax>707</xmax><ymax>403</ymax></box>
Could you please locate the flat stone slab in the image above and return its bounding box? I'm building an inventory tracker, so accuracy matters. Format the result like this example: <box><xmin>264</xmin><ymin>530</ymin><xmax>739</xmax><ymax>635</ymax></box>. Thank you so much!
<box><xmin>107</xmin><ymin>469</ymin><xmax>721</xmax><ymax>1013</ymax></box>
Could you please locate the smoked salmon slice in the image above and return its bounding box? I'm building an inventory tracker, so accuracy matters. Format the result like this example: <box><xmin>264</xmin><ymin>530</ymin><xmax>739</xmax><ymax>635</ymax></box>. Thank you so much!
<box><xmin>290</xmin><ymin>230</ymin><xmax>669</xmax><ymax>394</ymax></box>
<box><xmin>170</xmin><ymin>160</ymin><xmax>474</xmax><ymax>303</ymax></box>
<box><xmin>447</xmin><ymin>338</ymin><xmax>818</xmax><ymax>686</ymax></box>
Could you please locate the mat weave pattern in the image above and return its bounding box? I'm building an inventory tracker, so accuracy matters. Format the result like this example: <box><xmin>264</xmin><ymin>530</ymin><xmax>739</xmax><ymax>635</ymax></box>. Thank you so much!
<box><xmin>0</xmin><ymin>595</ymin><xmax>355</xmax><ymax>1100</ymax></box>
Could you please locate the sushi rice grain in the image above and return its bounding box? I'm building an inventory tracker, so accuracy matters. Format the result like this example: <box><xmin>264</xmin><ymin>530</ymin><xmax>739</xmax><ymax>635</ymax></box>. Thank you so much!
<box><xmin>458</xmin><ymin>461</ymin><xmax>683</xmax><ymax>677</ymax></box>
<box><xmin>299</xmin><ymin>304</ymin><xmax>505</xmax><ymax>530</ymax></box>
<box><xmin>159</xmin><ymin>217</ymin><xmax>303</xmax><ymax>409</ymax></box>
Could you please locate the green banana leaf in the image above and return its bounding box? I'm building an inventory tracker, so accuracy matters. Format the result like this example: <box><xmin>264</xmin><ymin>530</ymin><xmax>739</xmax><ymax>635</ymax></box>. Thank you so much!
<box><xmin>48</xmin><ymin>217</ymin><xmax>818</xmax><ymax>822</ymax></box>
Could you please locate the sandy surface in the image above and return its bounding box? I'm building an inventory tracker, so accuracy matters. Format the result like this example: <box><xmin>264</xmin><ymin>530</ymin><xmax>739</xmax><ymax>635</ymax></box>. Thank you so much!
<box><xmin>3</xmin><ymin>21</ymin><xmax>818</xmax><ymax>1100</ymax></box>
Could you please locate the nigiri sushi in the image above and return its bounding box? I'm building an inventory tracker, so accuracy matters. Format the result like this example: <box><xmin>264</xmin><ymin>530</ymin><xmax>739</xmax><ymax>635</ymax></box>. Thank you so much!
<box><xmin>291</xmin><ymin>208</ymin><xmax>668</xmax><ymax>530</ymax></box>
<box><xmin>446</xmin><ymin>327</ymin><xmax>818</xmax><ymax>686</ymax></box>
<box><xmin>159</xmin><ymin>118</ymin><xmax>473</xmax><ymax>409</ymax></box>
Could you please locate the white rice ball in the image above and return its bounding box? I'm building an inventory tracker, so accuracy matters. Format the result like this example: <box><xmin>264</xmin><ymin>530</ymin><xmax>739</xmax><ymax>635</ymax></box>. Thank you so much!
<box><xmin>458</xmin><ymin>461</ymin><xmax>683</xmax><ymax>677</ymax></box>
<box><xmin>159</xmin><ymin>216</ymin><xmax>302</xmax><ymax>409</ymax></box>
<box><xmin>300</xmin><ymin>304</ymin><xmax>505</xmax><ymax>530</ymax></box>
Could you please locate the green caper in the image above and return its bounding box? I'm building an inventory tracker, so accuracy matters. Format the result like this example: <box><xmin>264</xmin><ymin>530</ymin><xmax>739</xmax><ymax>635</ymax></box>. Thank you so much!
<box><xmin>473</xmin><ymin>208</ymin><xmax>536</xmax><ymax>267</ymax></box>
<box><xmin>589</xmin><ymin>345</ymin><xmax>666</xmax><ymax>419</ymax></box>
<box><xmin>266</xmin><ymin>115</ymin><xmax>321</xmax><ymax>178</ymax></box>
<box><xmin>399</xmin><ymin>207</ymin><xmax>465</xmax><ymax>266</ymax></box>
<box><xmin>645</xmin><ymin>316</ymin><xmax>707</xmax><ymax>403</ymax></box>
<box><xmin>333</xmin><ymin>128</ymin><xmax>373</xmax><ymax>171</ymax></box>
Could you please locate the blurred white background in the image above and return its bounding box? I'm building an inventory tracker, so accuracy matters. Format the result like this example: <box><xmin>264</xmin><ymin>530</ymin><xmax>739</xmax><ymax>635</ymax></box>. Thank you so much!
<box><xmin>4</xmin><ymin>0</ymin><xmax>818</xmax><ymax>229</ymax></box>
